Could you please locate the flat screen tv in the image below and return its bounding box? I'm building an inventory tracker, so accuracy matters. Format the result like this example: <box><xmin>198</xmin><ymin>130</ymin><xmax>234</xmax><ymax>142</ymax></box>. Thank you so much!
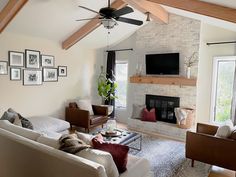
<box><xmin>145</xmin><ymin>53</ymin><xmax>179</xmax><ymax>75</ymax></box>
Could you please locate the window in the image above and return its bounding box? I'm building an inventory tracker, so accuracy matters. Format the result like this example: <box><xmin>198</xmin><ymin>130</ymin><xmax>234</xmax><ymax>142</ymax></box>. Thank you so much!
<box><xmin>115</xmin><ymin>61</ymin><xmax>128</xmax><ymax>108</ymax></box>
<box><xmin>211</xmin><ymin>56</ymin><xmax>236</xmax><ymax>123</ymax></box>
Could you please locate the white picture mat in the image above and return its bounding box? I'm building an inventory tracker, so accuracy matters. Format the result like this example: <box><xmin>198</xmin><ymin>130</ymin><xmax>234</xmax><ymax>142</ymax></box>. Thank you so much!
<box><xmin>43</xmin><ymin>68</ymin><xmax>58</xmax><ymax>82</ymax></box>
<box><xmin>41</xmin><ymin>55</ymin><xmax>54</xmax><ymax>67</ymax></box>
<box><xmin>10</xmin><ymin>68</ymin><xmax>21</xmax><ymax>80</ymax></box>
<box><xmin>23</xmin><ymin>70</ymin><xmax>42</xmax><ymax>85</ymax></box>
<box><xmin>9</xmin><ymin>52</ymin><xmax>24</xmax><ymax>67</ymax></box>
<box><xmin>0</xmin><ymin>62</ymin><xmax>7</xmax><ymax>74</ymax></box>
<box><xmin>26</xmin><ymin>50</ymin><xmax>40</xmax><ymax>68</ymax></box>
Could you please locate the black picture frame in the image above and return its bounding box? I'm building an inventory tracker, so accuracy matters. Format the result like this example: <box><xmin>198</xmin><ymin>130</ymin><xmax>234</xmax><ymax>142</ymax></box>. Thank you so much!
<box><xmin>41</xmin><ymin>55</ymin><xmax>55</xmax><ymax>67</ymax></box>
<box><xmin>10</xmin><ymin>68</ymin><xmax>21</xmax><ymax>81</ymax></box>
<box><xmin>58</xmin><ymin>66</ymin><xmax>67</xmax><ymax>77</ymax></box>
<box><xmin>25</xmin><ymin>49</ymin><xmax>41</xmax><ymax>69</ymax></box>
<box><xmin>42</xmin><ymin>67</ymin><xmax>58</xmax><ymax>82</ymax></box>
<box><xmin>23</xmin><ymin>69</ymin><xmax>42</xmax><ymax>86</ymax></box>
<box><xmin>0</xmin><ymin>61</ymin><xmax>8</xmax><ymax>75</ymax></box>
<box><xmin>9</xmin><ymin>51</ymin><xmax>24</xmax><ymax>67</ymax></box>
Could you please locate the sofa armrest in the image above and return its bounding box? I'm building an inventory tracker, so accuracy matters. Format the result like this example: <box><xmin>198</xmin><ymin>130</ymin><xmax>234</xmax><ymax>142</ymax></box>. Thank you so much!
<box><xmin>196</xmin><ymin>123</ymin><xmax>218</xmax><ymax>135</ymax></box>
<box><xmin>186</xmin><ymin>131</ymin><xmax>236</xmax><ymax>171</ymax></box>
<box><xmin>65</xmin><ymin>107</ymin><xmax>90</xmax><ymax>127</ymax></box>
<box><xmin>92</xmin><ymin>105</ymin><xmax>108</xmax><ymax>116</ymax></box>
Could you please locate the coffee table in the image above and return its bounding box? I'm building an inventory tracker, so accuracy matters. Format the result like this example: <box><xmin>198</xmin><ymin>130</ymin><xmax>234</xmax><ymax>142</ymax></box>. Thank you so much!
<box><xmin>98</xmin><ymin>129</ymin><xmax>142</xmax><ymax>151</ymax></box>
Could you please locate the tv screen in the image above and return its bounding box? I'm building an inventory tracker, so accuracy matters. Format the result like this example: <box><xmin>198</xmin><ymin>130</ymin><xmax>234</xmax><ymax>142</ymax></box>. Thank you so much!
<box><xmin>145</xmin><ymin>53</ymin><xmax>179</xmax><ymax>75</ymax></box>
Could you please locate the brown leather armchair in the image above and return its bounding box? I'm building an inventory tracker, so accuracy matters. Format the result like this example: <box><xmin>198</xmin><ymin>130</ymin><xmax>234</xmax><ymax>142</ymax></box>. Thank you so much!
<box><xmin>186</xmin><ymin>123</ymin><xmax>236</xmax><ymax>171</ymax></box>
<box><xmin>66</xmin><ymin>102</ymin><xmax>108</xmax><ymax>133</ymax></box>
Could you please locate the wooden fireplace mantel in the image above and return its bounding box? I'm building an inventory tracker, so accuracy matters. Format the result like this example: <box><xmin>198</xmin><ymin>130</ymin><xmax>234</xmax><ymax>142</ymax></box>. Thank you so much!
<box><xmin>129</xmin><ymin>76</ymin><xmax>197</xmax><ymax>86</ymax></box>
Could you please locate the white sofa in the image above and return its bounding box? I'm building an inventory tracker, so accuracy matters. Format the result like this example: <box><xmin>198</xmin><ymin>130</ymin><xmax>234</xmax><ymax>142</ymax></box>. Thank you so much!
<box><xmin>0</xmin><ymin>120</ymin><xmax>153</xmax><ymax>177</ymax></box>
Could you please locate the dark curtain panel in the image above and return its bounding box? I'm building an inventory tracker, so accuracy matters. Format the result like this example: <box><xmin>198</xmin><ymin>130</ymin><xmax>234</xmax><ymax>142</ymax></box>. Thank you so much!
<box><xmin>105</xmin><ymin>51</ymin><xmax>116</xmax><ymax>117</ymax></box>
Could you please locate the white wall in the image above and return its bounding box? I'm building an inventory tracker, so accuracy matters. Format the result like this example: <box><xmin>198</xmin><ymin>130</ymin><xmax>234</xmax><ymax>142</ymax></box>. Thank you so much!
<box><xmin>0</xmin><ymin>32</ymin><xmax>96</xmax><ymax>119</ymax></box>
<box><xmin>197</xmin><ymin>23</ymin><xmax>236</xmax><ymax>123</ymax></box>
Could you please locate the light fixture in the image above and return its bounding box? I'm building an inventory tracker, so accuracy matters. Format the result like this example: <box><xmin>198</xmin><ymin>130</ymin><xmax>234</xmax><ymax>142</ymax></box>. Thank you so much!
<box><xmin>101</xmin><ymin>18</ymin><xmax>117</xmax><ymax>29</ymax></box>
<box><xmin>145</xmin><ymin>12</ymin><xmax>151</xmax><ymax>22</ymax></box>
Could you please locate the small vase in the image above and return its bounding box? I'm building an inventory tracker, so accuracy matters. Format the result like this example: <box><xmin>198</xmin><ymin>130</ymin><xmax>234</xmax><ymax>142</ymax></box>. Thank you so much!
<box><xmin>186</xmin><ymin>67</ymin><xmax>191</xmax><ymax>79</ymax></box>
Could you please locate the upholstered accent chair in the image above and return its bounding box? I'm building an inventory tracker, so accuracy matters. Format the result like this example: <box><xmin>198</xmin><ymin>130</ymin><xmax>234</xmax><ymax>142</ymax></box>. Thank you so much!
<box><xmin>186</xmin><ymin>123</ymin><xmax>236</xmax><ymax>171</ymax></box>
<box><xmin>66</xmin><ymin>102</ymin><xmax>108</xmax><ymax>133</ymax></box>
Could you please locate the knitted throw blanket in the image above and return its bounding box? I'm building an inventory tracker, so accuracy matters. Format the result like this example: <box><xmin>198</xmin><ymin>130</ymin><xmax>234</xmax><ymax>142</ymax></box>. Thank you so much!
<box><xmin>59</xmin><ymin>134</ymin><xmax>91</xmax><ymax>154</ymax></box>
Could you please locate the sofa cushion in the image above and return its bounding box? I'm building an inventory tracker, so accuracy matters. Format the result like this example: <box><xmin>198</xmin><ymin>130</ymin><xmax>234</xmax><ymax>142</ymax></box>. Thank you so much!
<box><xmin>76</xmin><ymin>99</ymin><xmax>94</xmax><ymax>115</ymax></box>
<box><xmin>131</xmin><ymin>104</ymin><xmax>146</xmax><ymax>119</ymax></box>
<box><xmin>92</xmin><ymin>138</ymin><xmax>129</xmax><ymax>173</ymax></box>
<box><xmin>90</xmin><ymin>115</ymin><xmax>107</xmax><ymax>125</ymax></box>
<box><xmin>76</xmin><ymin>148</ymin><xmax>119</xmax><ymax>177</ymax></box>
<box><xmin>27</xmin><ymin>116</ymin><xmax>70</xmax><ymax>133</ymax></box>
<box><xmin>76</xmin><ymin>132</ymin><xmax>94</xmax><ymax>145</ymax></box>
<box><xmin>37</xmin><ymin>135</ymin><xmax>60</xmax><ymax>149</ymax></box>
<box><xmin>13</xmin><ymin>114</ymin><xmax>22</xmax><ymax>127</ymax></box>
<box><xmin>142</xmin><ymin>108</ymin><xmax>156</xmax><ymax>122</ymax></box>
<box><xmin>0</xmin><ymin>120</ymin><xmax>41</xmax><ymax>140</ymax></box>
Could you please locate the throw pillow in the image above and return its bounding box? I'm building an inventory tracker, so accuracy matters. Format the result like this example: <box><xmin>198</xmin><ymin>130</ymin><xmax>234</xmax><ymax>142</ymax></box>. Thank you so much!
<box><xmin>13</xmin><ymin>114</ymin><xmax>22</xmax><ymax>127</ymax></box>
<box><xmin>229</xmin><ymin>129</ymin><xmax>236</xmax><ymax>140</ymax></box>
<box><xmin>76</xmin><ymin>99</ymin><xmax>94</xmax><ymax>115</ymax></box>
<box><xmin>76</xmin><ymin>148</ymin><xmax>119</xmax><ymax>177</ymax></box>
<box><xmin>0</xmin><ymin>111</ymin><xmax>16</xmax><ymax>123</ymax></box>
<box><xmin>142</xmin><ymin>108</ymin><xmax>156</xmax><ymax>122</ymax></box>
<box><xmin>92</xmin><ymin>138</ymin><xmax>129</xmax><ymax>173</ymax></box>
<box><xmin>7</xmin><ymin>108</ymin><xmax>33</xmax><ymax>129</ymax></box>
<box><xmin>131</xmin><ymin>104</ymin><xmax>146</xmax><ymax>119</ymax></box>
<box><xmin>215</xmin><ymin>125</ymin><xmax>233</xmax><ymax>138</ymax></box>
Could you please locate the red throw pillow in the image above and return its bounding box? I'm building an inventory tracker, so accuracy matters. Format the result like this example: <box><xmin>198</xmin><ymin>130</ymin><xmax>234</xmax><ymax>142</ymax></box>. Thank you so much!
<box><xmin>142</xmin><ymin>108</ymin><xmax>156</xmax><ymax>122</ymax></box>
<box><xmin>92</xmin><ymin>138</ymin><xmax>129</xmax><ymax>173</ymax></box>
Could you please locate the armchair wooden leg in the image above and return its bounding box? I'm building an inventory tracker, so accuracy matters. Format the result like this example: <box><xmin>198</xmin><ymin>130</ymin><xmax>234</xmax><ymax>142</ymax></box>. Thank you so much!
<box><xmin>191</xmin><ymin>159</ymin><xmax>194</xmax><ymax>167</ymax></box>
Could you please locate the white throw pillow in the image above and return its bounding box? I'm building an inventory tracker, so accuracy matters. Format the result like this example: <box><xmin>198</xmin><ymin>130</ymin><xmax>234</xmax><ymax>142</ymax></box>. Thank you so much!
<box><xmin>76</xmin><ymin>148</ymin><xmax>119</xmax><ymax>177</ymax></box>
<box><xmin>76</xmin><ymin>99</ymin><xmax>94</xmax><ymax>115</ymax></box>
<box><xmin>215</xmin><ymin>125</ymin><xmax>232</xmax><ymax>138</ymax></box>
<box><xmin>37</xmin><ymin>135</ymin><xmax>60</xmax><ymax>149</ymax></box>
<box><xmin>131</xmin><ymin>104</ymin><xmax>146</xmax><ymax>119</ymax></box>
<box><xmin>0</xmin><ymin>120</ymin><xmax>41</xmax><ymax>140</ymax></box>
<box><xmin>76</xmin><ymin>132</ymin><xmax>94</xmax><ymax>146</ymax></box>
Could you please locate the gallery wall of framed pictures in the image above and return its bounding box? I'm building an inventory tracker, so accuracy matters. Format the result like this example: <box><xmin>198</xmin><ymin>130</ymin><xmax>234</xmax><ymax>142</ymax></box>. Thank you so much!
<box><xmin>0</xmin><ymin>49</ymin><xmax>67</xmax><ymax>86</ymax></box>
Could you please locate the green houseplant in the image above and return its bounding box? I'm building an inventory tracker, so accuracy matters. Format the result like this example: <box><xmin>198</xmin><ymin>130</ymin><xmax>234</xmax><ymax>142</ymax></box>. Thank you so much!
<box><xmin>97</xmin><ymin>66</ymin><xmax>118</xmax><ymax>105</ymax></box>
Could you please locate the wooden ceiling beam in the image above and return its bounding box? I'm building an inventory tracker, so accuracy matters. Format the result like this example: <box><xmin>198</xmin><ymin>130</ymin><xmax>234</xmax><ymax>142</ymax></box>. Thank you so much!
<box><xmin>123</xmin><ymin>0</ymin><xmax>168</xmax><ymax>23</ymax></box>
<box><xmin>0</xmin><ymin>0</ymin><xmax>28</xmax><ymax>33</ymax></box>
<box><xmin>148</xmin><ymin>0</ymin><xmax>236</xmax><ymax>24</ymax></box>
<box><xmin>62</xmin><ymin>0</ymin><xmax>127</xmax><ymax>50</ymax></box>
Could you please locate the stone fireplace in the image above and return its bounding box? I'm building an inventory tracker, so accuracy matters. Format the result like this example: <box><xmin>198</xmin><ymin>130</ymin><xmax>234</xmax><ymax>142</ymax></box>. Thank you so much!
<box><xmin>146</xmin><ymin>95</ymin><xmax>180</xmax><ymax>124</ymax></box>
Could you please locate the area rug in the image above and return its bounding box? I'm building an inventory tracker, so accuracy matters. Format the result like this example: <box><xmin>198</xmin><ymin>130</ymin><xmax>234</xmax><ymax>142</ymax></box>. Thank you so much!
<box><xmin>129</xmin><ymin>135</ymin><xmax>211</xmax><ymax>177</ymax></box>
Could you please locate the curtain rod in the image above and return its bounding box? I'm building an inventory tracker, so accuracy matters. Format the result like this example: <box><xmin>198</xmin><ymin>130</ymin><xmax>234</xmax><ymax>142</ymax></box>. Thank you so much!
<box><xmin>106</xmin><ymin>48</ymin><xmax>133</xmax><ymax>52</ymax></box>
<box><xmin>206</xmin><ymin>41</ymin><xmax>236</xmax><ymax>46</ymax></box>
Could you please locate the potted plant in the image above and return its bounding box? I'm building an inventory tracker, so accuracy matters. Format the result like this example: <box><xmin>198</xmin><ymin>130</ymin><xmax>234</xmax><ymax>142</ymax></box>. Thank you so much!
<box><xmin>97</xmin><ymin>66</ymin><xmax>118</xmax><ymax>109</ymax></box>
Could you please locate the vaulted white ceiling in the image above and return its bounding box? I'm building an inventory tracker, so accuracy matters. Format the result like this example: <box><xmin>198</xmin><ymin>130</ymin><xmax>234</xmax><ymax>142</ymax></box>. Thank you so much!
<box><xmin>1</xmin><ymin>0</ymin><xmax>236</xmax><ymax>49</ymax></box>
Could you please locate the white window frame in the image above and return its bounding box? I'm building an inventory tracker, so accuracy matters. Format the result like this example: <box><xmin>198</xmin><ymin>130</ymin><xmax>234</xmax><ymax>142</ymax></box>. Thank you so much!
<box><xmin>115</xmin><ymin>61</ymin><xmax>128</xmax><ymax>109</ymax></box>
<box><xmin>210</xmin><ymin>56</ymin><xmax>236</xmax><ymax>123</ymax></box>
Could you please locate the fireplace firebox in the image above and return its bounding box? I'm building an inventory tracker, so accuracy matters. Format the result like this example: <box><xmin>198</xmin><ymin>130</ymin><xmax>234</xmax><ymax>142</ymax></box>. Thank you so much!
<box><xmin>145</xmin><ymin>95</ymin><xmax>180</xmax><ymax>124</ymax></box>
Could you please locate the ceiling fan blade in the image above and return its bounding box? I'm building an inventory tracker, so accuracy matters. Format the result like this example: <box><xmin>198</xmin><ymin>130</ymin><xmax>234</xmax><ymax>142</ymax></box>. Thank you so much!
<box><xmin>76</xmin><ymin>17</ymin><xmax>101</xmax><ymax>22</ymax></box>
<box><xmin>112</xmin><ymin>6</ymin><xmax>134</xmax><ymax>17</ymax></box>
<box><xmin>116</xmin><ymin>17</ymin><xmax>143</xmax><ymax>26</ymax></box>
<box><xmin>79</xmin><ymin>6</ymin><xmax>100</xmax><ymax>15</ymax></box>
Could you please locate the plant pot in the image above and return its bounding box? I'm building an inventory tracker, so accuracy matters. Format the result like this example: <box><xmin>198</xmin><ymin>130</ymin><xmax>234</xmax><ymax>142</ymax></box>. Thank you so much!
<box><xmin>186</xmin><ymin>67</ymin><xmax>191</xmax><ymax>79</ymax></box>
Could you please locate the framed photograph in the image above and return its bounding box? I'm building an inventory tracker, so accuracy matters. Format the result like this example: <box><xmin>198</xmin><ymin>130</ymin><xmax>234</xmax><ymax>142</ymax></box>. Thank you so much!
<box><xmin>23</xmin><ymin>69</ymin><xmax>42</xmax><ymax>86</ymax></box>
<box><xmin>43</xmin><ymin>68</ymin><xmax>58</xmax><ymax>82</ymax></box>
<box><xmin>9</xmin><ymin>51</ymin><xmax>24</xmax><ymax>67</ymax></box>
<box><xmin>10</xmin><ymin>68</ymin><xmax>21</xmax><ymax>81</ymax></box>
<box><xmin>0</xmin><ymin>61</ymin><xmax>8</xmax><ymax>75</ymax></box>
<box><xmin>41</xmin><ymin>55</ymin><xmax>54</xmax><ymax>67</ymax></box>
<box><xmin>25</xmin><ymin>49</ymin><xmax>40</xmax><ymax>68</ymax></box>
<box><xmin>58</xmin><ymin>66</ymin><xmax>67</xmax><ymax>77</ymax></box>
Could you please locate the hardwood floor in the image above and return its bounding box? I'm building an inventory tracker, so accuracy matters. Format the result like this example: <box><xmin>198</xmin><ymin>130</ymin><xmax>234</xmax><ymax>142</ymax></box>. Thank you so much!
<box><xmin>116</xmin><ymin>122</ymin><xmax>235</xmax><ymax>177</ymax></box>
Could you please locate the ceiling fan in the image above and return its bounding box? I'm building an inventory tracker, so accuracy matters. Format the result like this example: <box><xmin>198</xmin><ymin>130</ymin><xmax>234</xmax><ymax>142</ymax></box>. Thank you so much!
<box><xmin>76</xmin><ymin>0</ymin><xmax>143</xmax><ymax>29</ymax></box>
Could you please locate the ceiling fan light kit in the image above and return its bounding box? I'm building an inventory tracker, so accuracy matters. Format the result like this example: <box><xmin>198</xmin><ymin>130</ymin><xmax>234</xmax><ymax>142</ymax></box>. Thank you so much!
<box><xmin>77</xmin><ymin>0</ymin><xmax>143</xmax><ymax>29</ymax></box>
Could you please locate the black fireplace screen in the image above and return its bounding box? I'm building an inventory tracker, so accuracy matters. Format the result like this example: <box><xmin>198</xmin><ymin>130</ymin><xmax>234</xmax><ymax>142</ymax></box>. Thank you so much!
<box><xmin>145</xmin><ymin>94</ymin><xmax>180</xmax><ymax>124</ymax></box>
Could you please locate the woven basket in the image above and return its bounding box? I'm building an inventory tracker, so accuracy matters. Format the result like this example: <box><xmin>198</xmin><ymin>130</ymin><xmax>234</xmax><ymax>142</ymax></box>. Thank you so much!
<box><xmin>177</xmin><ymin>108</ymin><xmax>195</xmax><ymax>129</ymax></box>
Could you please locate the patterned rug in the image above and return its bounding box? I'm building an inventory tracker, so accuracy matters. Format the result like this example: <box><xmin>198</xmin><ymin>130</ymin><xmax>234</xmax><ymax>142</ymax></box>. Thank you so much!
<box><xmin>129</xmin><ymin>135</ymin><xmax>211</xmax><ymax>177</ymax></box>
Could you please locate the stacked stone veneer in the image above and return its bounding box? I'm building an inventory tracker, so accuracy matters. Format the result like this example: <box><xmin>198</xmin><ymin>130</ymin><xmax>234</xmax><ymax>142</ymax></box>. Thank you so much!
<box><xmin>127</xmin><ymin>14</ymin><xmax>201</xmax><ymax>140</ymax></box>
